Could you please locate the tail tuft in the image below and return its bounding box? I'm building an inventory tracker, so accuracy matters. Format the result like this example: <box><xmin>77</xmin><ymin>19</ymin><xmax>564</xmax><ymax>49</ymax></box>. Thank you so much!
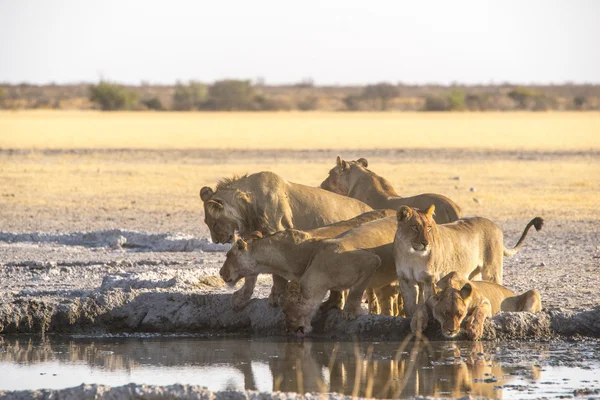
<box><xmin>532</xmin><ymin>217</ymin><xmax>544</xmax><ymax>231</ymax></box>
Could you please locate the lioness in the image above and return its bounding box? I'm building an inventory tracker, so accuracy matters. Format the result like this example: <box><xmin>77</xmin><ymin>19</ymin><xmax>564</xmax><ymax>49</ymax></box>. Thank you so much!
<box><xmin>394</xmin><ymin>205</ymin><xmax>543</xmax><ymax>317</ymax></box>
<box><xmin>280</xmin><ymin>216</ymin><xmax>400</xmax><ymax>336</ymax></box>
<box><xmin>320</xmin><ymin>156</ymin><xmax>462</xmax><ymax>224</ymax></box>
<box><xmin>412</xmin><ymin>272</ymin><xmax>542</xmax><ymax>340</ymax></box>
<box><xmin>219</xmin><ymin>210</ymin><xmax>396</xmax><ymax>310</ymax></box>
<box><xmin>200</xmin><ymin>171</ymin><xmax>372</xmax><ymax>309</ymax></box>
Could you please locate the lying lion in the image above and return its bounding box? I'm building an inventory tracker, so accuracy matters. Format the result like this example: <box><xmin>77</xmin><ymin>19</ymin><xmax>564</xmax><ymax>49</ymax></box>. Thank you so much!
<box><xmin>412</xmin><ymin>272</ymin><xmax>542</xmax><ymax>340</ymax></box>
<box><xmin>320</xmin><ymin>156</ymin><xmax>462</xmax><ymax>224</ymax></box>
<box><xmin>394</xmin><ymin>205</ymin><xmax>543</xmax><ymax>317</ymax></box>
<box><xmin>219</xmin><ymin>210</ymin><xmax>396</xmax><ymax>311</ymax></box>
<box><xmin>277</xmin><ymin>216</ymin><xmax>401</xmax><ymax>336</ymax></box>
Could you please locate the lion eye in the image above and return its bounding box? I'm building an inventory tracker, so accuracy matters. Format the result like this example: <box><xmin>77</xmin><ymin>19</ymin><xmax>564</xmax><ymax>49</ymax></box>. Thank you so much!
<box><xmin>411</xmin><ymin>226</ymin><xmax>418</xmax><ymax>232</ymax></box>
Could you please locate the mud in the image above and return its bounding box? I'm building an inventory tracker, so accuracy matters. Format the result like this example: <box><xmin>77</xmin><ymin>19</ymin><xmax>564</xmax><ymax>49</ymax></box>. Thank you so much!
<box><xmin>0</xmin><ymin>384</ymin><xmax>315</xmax><ymax>400</ymax></box>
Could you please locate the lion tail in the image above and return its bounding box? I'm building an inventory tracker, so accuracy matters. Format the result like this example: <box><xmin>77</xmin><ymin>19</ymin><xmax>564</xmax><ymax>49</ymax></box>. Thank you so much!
<box><xmin>503</xmin><ymin>217</ymin><xmax>544</xmax><ymax>257</ymax></box>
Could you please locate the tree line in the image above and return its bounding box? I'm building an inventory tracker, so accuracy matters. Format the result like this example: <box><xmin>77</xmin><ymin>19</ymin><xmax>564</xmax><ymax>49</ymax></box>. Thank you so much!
<box><xmin>1</xmin><ymin>80</ymin><xmax>599</xmax><ymax>111</ymax></box>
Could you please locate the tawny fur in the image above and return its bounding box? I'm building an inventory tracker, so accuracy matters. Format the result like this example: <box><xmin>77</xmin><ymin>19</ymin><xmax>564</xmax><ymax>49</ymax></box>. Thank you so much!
<box><xmin>412</xmin><ymin>271</ymin><xmax>542</xmax><ymax>340</ymax></box>
<box><xmin>394</xmin><ymin>205</ymin><xmax>543</xmax><ymax>317</ymax></box>
<box><xmin>320</xmin><ymin>156</ymin><xmax>462</xmax><ymax>224</ymax></box>
<box><xmin>201</xmin><ymin>171</ymin><xmax>373</xmax><ymax>308</ymax></box>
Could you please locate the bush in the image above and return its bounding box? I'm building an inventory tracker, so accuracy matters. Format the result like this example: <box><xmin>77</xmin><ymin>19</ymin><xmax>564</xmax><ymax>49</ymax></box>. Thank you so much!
<box><xmin>362</xmin><ymin>83</ymin><xmax>399</xmax><ymax>111</ymax></box>
<box><xmin>423</xmin><ymin>96</ymin><xmax>449</xmax><ymax>111</ymax></box>
<box><xmin>0</xmin><ymin>88</ymin><xmax>7</xmax><ymax>108</ymax></box>
<box><xmin>204</xmin><ymin>80</ymin><xmax>256</xmax><ymax>110</ymax></box>
<box><xmin>297</xmin><ymin>96</ymin><xmax>319</xmax><ymax>111</ymax></box>
<box><xmin>465</xmin><ymin>93</ymin><xmax>490</xmax><ymax>111</ymax></box>
<box><xmin>343</xmin><ymin>95</ymin><xmax>363</xmax><ymax>111</ymax></box>
<box><xmin>573</xmin><ymin>96</ymin><xmax>587</xmax><ymax>110</ymax></box>
<box><xmin>142</xmin><ymin>97</ymin><xmax>164</xmax><ymax>111</ymax></box>
<box><xmin>89</xmin><ymin>82</ymin><xmax>138</xmax><ymax>111</ymax></box>
<box><xmin>172</xmin><ymin>81</ymin><xmax>207</xmax><ymax>110</ymax></box>
<box><xmin>447</xmin><ymin>90</ymin><xmax>465</xmax><ymax>111</ymax></box>
<box><xmin>507</xmin><ymin>87</ymin><xmax>538</xmax><ymax>110</ymax></box>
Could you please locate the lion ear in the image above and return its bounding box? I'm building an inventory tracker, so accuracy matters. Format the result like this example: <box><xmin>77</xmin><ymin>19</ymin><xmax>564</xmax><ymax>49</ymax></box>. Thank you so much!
<box><xmin>200</xmin><ymin>186</ymin><xmax>214</xmax><ymax>201</ymax></box>
<box><xmin>437</xmin><ymin>271</ymin><xmax>461</xmax><ymax>290</ymax></box>
<box><xmin>357</xmin><ymin>158</ymin><xmax>368</xmax><ymax>168</ymax></box>
<box><xmin>460</xmin><ymin>283</ymin><xmax>473</xmax><ymax>300</ymax></box>
<box><xmin>397</xmin><ymin>206</ymin><xmax>413</xmax><ymax>223</ymax></box>
<box><xmin>236</xmin><ymin>238</ymin><xmax>248</xmax><ymax>251</ymax></box>
<box><xmin>342</xmin><ymin>161</ymin><xmax>350</xmax><ymax>170</ymax></box>
<box><xmin>425</xmin><ymin>205</ymin><xmax>436</xmax><ymax>217</ymax></box>
<box><xmin>336</xmin><ymin>156</ymin><xmax>343</xmax><ymax>167</ymax></box>
<box><xmin>249</xmin><ymin>231</ymin><xmax>263</xmax><ymax>240</ymax></box>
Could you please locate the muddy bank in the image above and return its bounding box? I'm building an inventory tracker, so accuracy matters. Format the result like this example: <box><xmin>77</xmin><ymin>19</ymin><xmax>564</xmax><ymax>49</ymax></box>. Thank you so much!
<box><xmin>0</xmin><ymin>384</ymin><xmax>320</xmax><ymax>400</ymax></box>
<box><xmin>0</xmin><ymin>280</ymin><xmax>597</xmax><ymax>340</ymax></box>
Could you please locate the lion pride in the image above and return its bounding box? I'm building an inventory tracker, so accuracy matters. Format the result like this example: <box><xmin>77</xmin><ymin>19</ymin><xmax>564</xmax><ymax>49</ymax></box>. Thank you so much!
<box><xmin>200</xmin><ymin>171</ymin><xmax>372</xmax><ymax>309</ymax></box>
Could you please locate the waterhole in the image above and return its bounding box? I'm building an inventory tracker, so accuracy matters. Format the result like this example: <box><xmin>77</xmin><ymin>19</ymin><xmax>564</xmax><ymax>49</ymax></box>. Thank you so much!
<box><xmin>0</xmin><ymin>336</ymin><xmax>599</xmax><ymax>398</ymax></box>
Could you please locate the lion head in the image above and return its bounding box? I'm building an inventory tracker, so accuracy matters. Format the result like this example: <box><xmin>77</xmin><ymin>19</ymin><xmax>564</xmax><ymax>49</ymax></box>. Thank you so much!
<box><xmin>395</xmin><ymin>205</ymin><xmax>436</xmax><ymax>256</ymax></box>
<box><xmin>320</xmin><ymin>156</ymin><xmax>368</xmax><ymax>195</ymax></box>
<box><xmin>219</xmin><ymin>231</ymin><xmax>263</xmax><ymax>286</ymax></box>
<box><xmin>281</xmin><ymin>280</ymin><xmax>315</xmax><ymax>337</ymax></box>
<box><xmin>200</xmin><ymin>179</ymin><xmax>271</xmax><ymax>244</ymax></box>
<box><xmin>200</xmin><ymin>186</ymin><xmax>239</xmax><ymax>243</ymax></box>
<box><xmin>428</xmin><ymin>272</ymin><xmax>473</xmax><ymax>338</ymax></box>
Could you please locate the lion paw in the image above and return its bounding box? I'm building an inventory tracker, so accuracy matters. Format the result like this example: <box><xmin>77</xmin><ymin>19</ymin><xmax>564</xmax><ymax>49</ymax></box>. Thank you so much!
<box><xmin>465</xmin><ymin>321</ymin><xmax>484</xmax><ymax>341</ymax></box>
<box><xmin>342</xmin><ymin>308</ymin><xmax>361</xmax><ymax>320</ymax></box>
<box><xmin>231</xmin><ymin>289</ymin><xmax>251</xmax><ymax>311</ymax></box>
<box><xmin>410</xmin><ymin>306</ymin><xmax>429</xmax><ymax>333</ymax></box>
<box><xmin>268</xmin><ymin>291</ymin><xmax>282</xmax><ymax>308</ymax></box>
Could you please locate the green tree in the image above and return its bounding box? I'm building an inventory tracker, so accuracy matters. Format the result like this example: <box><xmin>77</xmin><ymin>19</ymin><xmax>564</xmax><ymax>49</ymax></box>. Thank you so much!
<box><xmin>447</xmin><ymin>90</ymin><xmax>465</xmax><ymax>111</ymax></box>
<box><xmin>172</xmin><ymin>81</ymin><xmax>207</xmax><ymax>110</ymax></box>
<box><xmin>204</xmin><ymin>80</ymin><xmax>256</xmax><ymax>110</ymax></box>
<box><xmin>89</xmin><ymin>81</ymin><xmax>138</xmax><ymax>111</ymax></box>
<box><xmin>362</xmin><ymin>83</ymin><xmax>399</xmax><ymax>111</ymax></box>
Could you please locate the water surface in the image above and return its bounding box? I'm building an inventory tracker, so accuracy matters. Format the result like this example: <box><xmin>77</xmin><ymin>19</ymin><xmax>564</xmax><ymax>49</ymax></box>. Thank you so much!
<box><xmin>1</xmin><ymin>336</ymin><xmax>599</xmax><ymax>399</ymax></box>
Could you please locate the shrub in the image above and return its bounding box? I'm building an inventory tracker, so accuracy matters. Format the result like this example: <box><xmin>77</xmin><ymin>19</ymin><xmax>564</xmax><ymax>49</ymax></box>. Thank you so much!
<box><xmin>447</xmin><ymin>90</ymin><xmax>465</xmax><ymax>111</ymax></box>
<box><xmin>423</xmin><ymin>96</ymin><xmax>449</xmax><ymax>111</ymax></box>
<box><xmin>465</xmin><ymin>93</ymin><xmax>490</xmax><ymax>111</ymax></box>
<box><xmin>297</xmin><ymin>96</ymin><xmax>319</xmax><ymax>111</ymax></box>
<box><xmin>573</xmin><ymin>96</ymin><xmax>587</xmax><ymax>110</ymax></box>
<box><xmin>89</xmin><ymin>81</ymin><xmax>138</xmax><ymax>111</ymax></box>
<box><xmin>204</xmin><ymin>80</ymin><xmax>256</xmax><ymax>110</ymax></box>
<box><xmin>172</xmin><ymin>81</ymin><xmax>207</xmax><ymax>110</ymax></box>
<box><xmin>343</xmin><ymin>95</ymin><xmax>363</xmax><ymax>111</ymax></box>
<box><xmin>141</xmin><ymin>97</ymin><xmax>164</xmax><ymax>111</ymax></box>
<box><xmin>362</xmin><ymin>83</ymin><xmax>399</xmax><ymax>111</ymax></box>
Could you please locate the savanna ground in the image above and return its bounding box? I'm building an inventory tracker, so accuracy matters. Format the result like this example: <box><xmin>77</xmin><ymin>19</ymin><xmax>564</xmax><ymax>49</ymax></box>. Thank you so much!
<box><xmin>0</xmin><ymin>111</ymin><xmax>599</xmax><ymax>311</ymax></box>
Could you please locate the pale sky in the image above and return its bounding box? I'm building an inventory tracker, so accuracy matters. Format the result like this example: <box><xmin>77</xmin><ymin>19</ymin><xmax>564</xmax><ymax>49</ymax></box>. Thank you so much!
<box><xmin>1</xmin><ymin>0</ymin><xmax>599</xmax><ymax>85</ymax></box>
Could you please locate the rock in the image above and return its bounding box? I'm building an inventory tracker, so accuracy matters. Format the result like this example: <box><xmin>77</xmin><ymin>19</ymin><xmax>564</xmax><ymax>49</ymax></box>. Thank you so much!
<box><xmin>469</xmin><ymin>187</ymin><xmax>477</xmax><ymax>192</ymax></box>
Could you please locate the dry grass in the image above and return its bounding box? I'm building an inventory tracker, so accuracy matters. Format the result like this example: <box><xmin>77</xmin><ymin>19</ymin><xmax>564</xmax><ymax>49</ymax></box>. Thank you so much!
<box><xmin>0</xmin><ymin>111</ymin><xmax>598</xmax><ymax>233</ymax></box>
<box><xmin>1</xmin><ymin>110</ymin><xmax>599</xmax><ymax>150</ymax></box>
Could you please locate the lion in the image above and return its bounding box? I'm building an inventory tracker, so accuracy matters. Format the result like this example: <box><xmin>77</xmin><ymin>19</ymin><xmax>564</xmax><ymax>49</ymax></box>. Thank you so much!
<box><xmin>411</xmin><ymin>271</ymin><xmax>542</xmax><ymax>340</ymax></box>
<box><xmin>219</xmin><ymin>209</ymin><xmax>396</xmax><ymax>310</ymax></box>
<box><xmin>320</xmin><ymin>156</ymin><xmax>462</xmax><ymax>224</ymax></box>
<box><xmin>200</xmin><ymin>171</ymin><xmax>372</xmax><ymax>308</ymax></box>
<box><xmin>394</xmin><ymin>205</ymin><xmax>543</xmax><ymax>317</ymax></box>
<box><xmin>280</xmin><ymin>216</ymin><xmax>401</xmax><ymax>336</ymax></box>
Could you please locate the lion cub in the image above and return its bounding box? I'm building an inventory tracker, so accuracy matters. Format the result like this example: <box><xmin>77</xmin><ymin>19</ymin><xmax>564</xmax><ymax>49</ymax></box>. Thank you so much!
<box><xmin>412</xmin><ymin>272</ymin><xmax>542</xmax><ymax>340</ymax></box>
<box><xmin>394</xmin><ymin>205</ymin><xmax>543</xmax><ymax>317</ymax></box>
